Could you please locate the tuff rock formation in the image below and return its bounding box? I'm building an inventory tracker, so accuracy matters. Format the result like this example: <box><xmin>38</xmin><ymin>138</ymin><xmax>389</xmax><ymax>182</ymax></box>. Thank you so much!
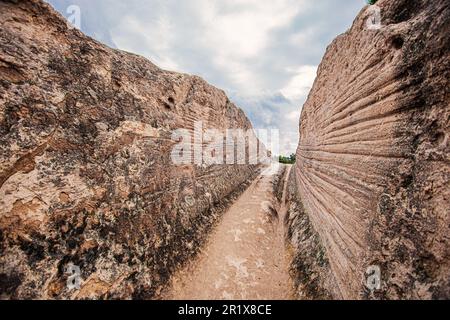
<box><xmin>287</xmin><ymin>0</ymin><xmax>449</xmax><ymax>299</ymax></box>
<box><xmin>0</xmin><ymin>0</ymin><xmax>261</xmax><ymax>299</ymax></box>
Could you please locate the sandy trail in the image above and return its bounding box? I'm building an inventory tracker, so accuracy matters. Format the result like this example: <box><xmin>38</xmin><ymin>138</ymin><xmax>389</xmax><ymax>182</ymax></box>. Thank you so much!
<box><xmin>164</xmin><ymin>166</ymin><xmax>295</xmax><ymax>300</ymax></box>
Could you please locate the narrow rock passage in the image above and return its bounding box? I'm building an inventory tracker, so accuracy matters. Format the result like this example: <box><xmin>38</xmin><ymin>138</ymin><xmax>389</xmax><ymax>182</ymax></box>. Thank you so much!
<box><xmin>164</xmin><ymin>166</ymin><xmax>295</xmax><ymax>300</ymax></box>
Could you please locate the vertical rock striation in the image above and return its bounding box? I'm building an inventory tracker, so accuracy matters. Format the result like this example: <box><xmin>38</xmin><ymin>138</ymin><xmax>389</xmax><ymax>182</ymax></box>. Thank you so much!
<box><xmin>288</xmin><ymin>0</ymin><xmax>449</xmax><ymax>299</ymax></box>
<box><xmin>0</xmin><ymin>0</ymin><xmax>261</xmax><ymax>299</ymax></box>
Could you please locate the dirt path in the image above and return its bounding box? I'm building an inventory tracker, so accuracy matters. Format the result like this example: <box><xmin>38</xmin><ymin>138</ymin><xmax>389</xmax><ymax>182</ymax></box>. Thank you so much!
<box><xmin>164</xmin><ymin>166</ymin><xmax>295</xmax><ymax>300</ymax></box>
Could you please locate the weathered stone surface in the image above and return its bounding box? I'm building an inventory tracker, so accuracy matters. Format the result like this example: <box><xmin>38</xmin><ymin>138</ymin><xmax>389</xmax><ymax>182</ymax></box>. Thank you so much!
<box><xmin>289</xmin><ymin>0</ymin><xmax>449</xmax><ymax>299</ymax></box>
<box><xmin>285</xmin><ymin>169</ymin><xmax>335</xmax><ymax>300</ymax></box>
<box><xmin>0</xmin><ymin>0</ymin><xmax>260</xmax><ymax>299</ymax></box>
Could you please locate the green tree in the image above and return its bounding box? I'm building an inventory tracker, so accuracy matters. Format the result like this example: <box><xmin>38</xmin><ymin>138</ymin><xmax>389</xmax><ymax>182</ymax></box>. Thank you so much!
<box><xmin>289</xmin><ymin>153</ymin><xmax>296</xmax><ymax>163</ymax></box>
<box><xmin>279</xmin><ymin>154</ymin><xmax>296</xmax><ymax>164</ymax></box>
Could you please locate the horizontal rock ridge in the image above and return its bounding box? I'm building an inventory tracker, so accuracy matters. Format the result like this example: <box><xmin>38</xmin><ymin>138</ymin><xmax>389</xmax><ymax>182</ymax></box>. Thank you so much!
<box><xmin>289</xmin><ymin>0</ymin><xmax>449</xmax><ymax>299</ymax></box>
<box><xmin>0</xmin><ymin>0</ymin><xmax>261</xmax><ymax>299</ymax></box>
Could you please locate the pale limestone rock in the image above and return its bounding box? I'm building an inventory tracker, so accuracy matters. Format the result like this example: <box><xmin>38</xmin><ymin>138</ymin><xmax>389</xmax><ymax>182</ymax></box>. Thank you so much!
<box><xmin>287</xmin><ymin>0</ymin><xmax>449</xmax><ymax>299</ymax></box>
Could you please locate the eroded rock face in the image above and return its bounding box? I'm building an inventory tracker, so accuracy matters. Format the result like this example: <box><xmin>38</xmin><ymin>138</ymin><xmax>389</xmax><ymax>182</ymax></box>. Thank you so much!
<box><xmin>285</xmin><ymin>170</ymin><xmax>336</xmax><ymax>300</ymax></box>
<box><xmin>0</xmin><ymin>0</ymin><xmax>260</xmax><ymax>299</ymax></box>
<box><xmin>289</xmin><ymin>0</ymin><xmax>449</xmax><ymax>299</ymax></box>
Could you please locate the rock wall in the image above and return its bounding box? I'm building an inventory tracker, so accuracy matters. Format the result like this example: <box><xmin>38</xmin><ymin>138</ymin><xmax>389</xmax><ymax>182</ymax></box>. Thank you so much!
<box><xmin>285</xmin><ymin>169</ymin><xmax>335</xmax><ymax>300</ymax></box>
<box><xmin>0</xmin><ymin>0</ymin><xmax>261</xmax><ymax>299</ymax></box>
<box><xmin>289</xmin><ymin>0</ymin><xmax>449</xmax><ymax>299</ymax></box>
<box><xmin>272</xmin><ymin>165</ymin><xmax>287</xmax><ymax>204</ymax></box>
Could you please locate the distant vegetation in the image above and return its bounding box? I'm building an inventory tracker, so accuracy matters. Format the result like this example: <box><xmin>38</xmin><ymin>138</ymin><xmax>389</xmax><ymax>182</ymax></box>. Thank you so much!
<box><xmin>279</xmin><ymin>154</ymin><xmax>296</xmax><ymax>164</ymax></box>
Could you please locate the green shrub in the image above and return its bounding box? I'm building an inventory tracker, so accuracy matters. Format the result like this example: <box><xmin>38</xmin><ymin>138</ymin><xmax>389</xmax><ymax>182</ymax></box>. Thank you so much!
<box><xmin>279</xmin><ymin>154</ymin><xmax>296</xmax><ymax>164</ymax></box>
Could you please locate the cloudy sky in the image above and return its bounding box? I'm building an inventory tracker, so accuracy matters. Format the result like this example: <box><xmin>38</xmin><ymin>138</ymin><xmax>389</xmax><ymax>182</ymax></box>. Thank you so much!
<box><xmin>47</xmin><ymin>0</ymin><xmax>365</xmax><ymax>155</ymax></box>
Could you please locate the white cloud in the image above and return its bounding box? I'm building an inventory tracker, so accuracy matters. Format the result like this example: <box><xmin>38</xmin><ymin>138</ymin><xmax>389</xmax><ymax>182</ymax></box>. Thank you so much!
<box><xmin>110</xmin><ymin>4</ymin><xmax>180</xmax><ymax>71</ymax></box>
<box><xmin>289</xmin><ymin>27</ymin><xmax>318</xmax><ymax>47</ymax></box>
<box><xmin>286</xmin><ymin>110</ymin><xmax>301</xmax><ymax>121</ymax></box>
<box><xmin>195</xmin><ymin>0</ymin><xmax>305</xmax><ymax>95</ymax></box>
<box><xmin>202</xmin><ymin>0</ymin><xmax>303</xmax><ymax>58</ymax></box>
<box><xmin>281</xmin><ymin>65</ymin><xmax>317</xmax><ymax>102</ymax></box>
